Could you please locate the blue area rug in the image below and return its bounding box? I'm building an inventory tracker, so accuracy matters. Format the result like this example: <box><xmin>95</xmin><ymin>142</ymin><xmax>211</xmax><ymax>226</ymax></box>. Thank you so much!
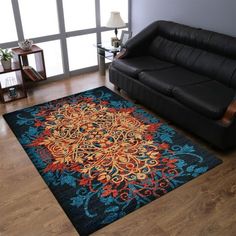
<box><xmin>3</xmin><ymin>86</ymin><xmax>222</xmax><ymax>235</ymax></box>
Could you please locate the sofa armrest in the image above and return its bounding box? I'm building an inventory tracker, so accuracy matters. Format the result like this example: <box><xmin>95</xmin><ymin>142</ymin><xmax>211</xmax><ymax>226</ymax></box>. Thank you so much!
<box><xmin>115</xmin><ymin>48</ymin><xmax>127</xmax><ymax>59</ymax></box>
<box><xmin>221</xmin><ymin>100</ymin><xmax>236</xmax><ymax>125</ymax></box>
<box><xmin>121</xmin><ymin>21</ymin><xmax>161</xmax><ymax>58</ymax></box>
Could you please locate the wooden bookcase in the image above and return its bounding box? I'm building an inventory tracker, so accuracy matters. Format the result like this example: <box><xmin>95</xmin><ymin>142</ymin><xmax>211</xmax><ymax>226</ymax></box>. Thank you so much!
<box><xmin>0</xmin><ymin>45</ymin><xmax>47</xmax><ymax>103</ymax></box>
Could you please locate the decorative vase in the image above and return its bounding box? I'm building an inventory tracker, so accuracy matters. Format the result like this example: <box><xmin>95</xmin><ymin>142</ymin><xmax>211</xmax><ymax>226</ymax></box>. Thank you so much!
<box><xmin>18</xmin><ymin>39</ymin><xmax>33</xmax><ymax>51</ymax></box>
<box><xmin>1</xmin><ymin>59</ymin><xmax>11</xmax><ymax>70</ymax></box>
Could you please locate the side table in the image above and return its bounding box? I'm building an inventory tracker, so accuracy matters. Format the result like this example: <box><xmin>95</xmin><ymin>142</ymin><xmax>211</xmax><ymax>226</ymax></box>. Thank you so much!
<box><xmin>96</xmin><ymin>43</ymin><xmax>120</xmax><ymax>75</ymax></box>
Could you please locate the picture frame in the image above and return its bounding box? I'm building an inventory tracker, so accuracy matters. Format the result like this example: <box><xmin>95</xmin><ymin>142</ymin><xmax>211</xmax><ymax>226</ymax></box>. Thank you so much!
<box><xmin>120</xmin><ymin>30</ymin><xmax>132</xmax><ymax>47</ymax></box>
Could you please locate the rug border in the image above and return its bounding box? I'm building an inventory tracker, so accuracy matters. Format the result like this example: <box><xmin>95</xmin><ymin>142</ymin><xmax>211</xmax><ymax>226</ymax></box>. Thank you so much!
<box><xmin>2</xmin><ymin>86</ymin><xmax>107</xmax><ymax>117</ymax></box>
<box><xmin>2</xmin><ymin>85</ymin><xmax>223</xmax><ymax>235</ymax></box>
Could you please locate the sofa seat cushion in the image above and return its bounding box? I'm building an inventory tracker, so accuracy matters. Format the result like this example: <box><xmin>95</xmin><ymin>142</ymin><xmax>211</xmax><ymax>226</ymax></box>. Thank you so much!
<box><xmin>139</xmin><ymin>67</ymin><xmax>212</xmax><ymax>96</ymax></box>
<box><xmin>112</xmin><ymin>56</ymin><xmax>175</xmax><ymax>78</ymax></box>
<box><xmin>173</xmin><ymin>80</ymin><xmax>235</xmax><ymax>119</ymax></box>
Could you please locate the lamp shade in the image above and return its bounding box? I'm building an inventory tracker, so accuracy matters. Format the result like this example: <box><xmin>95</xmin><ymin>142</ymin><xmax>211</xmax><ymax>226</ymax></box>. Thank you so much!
<box><xmin>106</xmin><ymin>11</ymin><xmax>126</xmax><ymax>28</ymax></box>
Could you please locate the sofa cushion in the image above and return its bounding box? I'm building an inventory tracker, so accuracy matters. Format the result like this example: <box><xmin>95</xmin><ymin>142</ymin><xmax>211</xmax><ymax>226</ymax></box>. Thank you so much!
<box><xmin>173</xmin><ymin>80</ymin><xmax>235</xmax><ymax>119</ymax></box>
<box><xmin>139</xmin><ymin>67</ymin><xmax>212</xmax><ymax>96</ymax></box>
<box><xmin>112</xmin><ymin>56</ymin><xmax>175</xmax><ymax>78</ymax></box>
<box><xmin>148</xmin><ymin>36</ymin><xmax>236</xmax><ymax>88</ymax></box>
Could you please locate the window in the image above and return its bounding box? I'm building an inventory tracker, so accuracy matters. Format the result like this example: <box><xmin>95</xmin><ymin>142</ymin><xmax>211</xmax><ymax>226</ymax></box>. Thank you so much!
<box><xmin>0</xmin><ymin>0</ymin><xmax>18</xmax><ymax>43</ymax></box>
<box><xmin>0</xmin><ymin>0</ymin><xmax>130</xmax><ymax>78</ymax></box>
<box><xmin>18</xmin><ymin>0</ymin><xmax>59</xmax><ymax>38</ymax></box>
<box><xmin>63</xmin><ymin>0</ymin><xmax>96</xmax><ymax>32</ymax></box>
<box><xmin>67</xmin><ymin>34</ymin><xmax>97</xmax><ymax>71</ymax></box>
<box><xmin>100</xmin><ymin>0</ymin><xmax>128</xmax><ymax>26</ymax></box>
<box><xmin>37</xmin><ymin>41</ymin><xmax>64</xmax><ymax>77</ymax></box>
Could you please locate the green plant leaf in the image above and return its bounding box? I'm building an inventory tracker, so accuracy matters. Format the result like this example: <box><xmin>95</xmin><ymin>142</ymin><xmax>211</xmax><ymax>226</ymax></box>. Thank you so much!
<box><xmin>0</xmin><ymin>48</ymin><xmax>13</xmax><ymax>61</ymax></box>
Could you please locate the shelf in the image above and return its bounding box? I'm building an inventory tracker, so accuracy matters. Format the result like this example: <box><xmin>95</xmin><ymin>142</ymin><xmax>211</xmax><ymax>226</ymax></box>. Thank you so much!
<box><xmin>96</xmin><ymin>43</ymin><xmax>121</xmax><ymax>53</ymax></box>
<box><xmin>0</xmin><ymin>75</ymin><xmax>22</xmax><ymax>89</ymax></box>
<box><xmin>2</xmin><ymin>88</ymin><xmax>27</xmax><ymax>103</ymax></box>
<box><xmin>1</xmin><ymin>44</ymin><xmax>46</xmax><ymax>103</ymax></box>
<box><xmin>0</xmin><ymin>62</ymin><xmax>21</xmax><ymax>74</ymax></box>
<box><xmin>23</xmin><ymin>66</ymin><xmax>46</xmax><ymax>82</ymax></box>
<box><xmin>11</xmin><ymin>45</ymin><xmax>43</xmax><ymax>56</ymax></box>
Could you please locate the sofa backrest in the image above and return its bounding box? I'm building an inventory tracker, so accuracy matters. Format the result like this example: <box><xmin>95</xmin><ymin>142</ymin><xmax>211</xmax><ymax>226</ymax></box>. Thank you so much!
<box><xmin>148</xmin><ymin>21</ymin><xmax>236</xmax><ymax>88</ymax></box>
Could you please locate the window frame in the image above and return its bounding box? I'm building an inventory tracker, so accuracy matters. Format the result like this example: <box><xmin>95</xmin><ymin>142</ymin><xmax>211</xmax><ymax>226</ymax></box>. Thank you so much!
<box><xmin>0</xmin><ymin>0</ymin><xmax>131</xmax><ymax>80</ymax></box>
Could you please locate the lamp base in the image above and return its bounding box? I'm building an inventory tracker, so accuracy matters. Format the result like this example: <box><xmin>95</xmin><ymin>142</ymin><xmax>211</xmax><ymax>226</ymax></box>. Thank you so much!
<box><xmin>111</xmin><ymin>37</ymin><xmax>120</xmax><ymax>47</ymax></box>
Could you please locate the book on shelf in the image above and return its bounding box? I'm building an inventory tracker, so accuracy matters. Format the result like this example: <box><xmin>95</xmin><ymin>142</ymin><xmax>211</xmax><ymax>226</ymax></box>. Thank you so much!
<box><xmin>23</xmin><ymin>66</ymin><xmax>45</xmax><ymax>81</ymax></box>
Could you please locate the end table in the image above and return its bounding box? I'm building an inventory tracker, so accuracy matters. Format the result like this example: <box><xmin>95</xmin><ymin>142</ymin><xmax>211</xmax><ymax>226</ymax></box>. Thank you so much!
<box><xmin>96</xmin><ymin>43</ymin><xmax>120</xmax><ymax>75</ymax></box>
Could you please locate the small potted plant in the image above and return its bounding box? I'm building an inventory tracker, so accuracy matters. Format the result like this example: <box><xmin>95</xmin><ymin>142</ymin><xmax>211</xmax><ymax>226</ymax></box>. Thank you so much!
<box><xmin>0</xmin><ymin>48</ymin><xmax>13</xmax><ymax>70</ymax></box>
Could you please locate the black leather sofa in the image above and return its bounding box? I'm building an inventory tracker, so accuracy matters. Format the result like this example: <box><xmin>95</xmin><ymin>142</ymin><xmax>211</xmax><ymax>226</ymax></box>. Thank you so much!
<box><xmin>109</xmin><ymin>20</ymin><xmax>236</xmax><ymax>150</ymax></box>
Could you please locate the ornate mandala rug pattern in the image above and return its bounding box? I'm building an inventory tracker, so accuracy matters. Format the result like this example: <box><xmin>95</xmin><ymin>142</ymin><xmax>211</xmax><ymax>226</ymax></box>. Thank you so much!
<box><xmin>3</xmin><ymin>86</ymin><xmax>222</xmax><ymax>236</ymax></box>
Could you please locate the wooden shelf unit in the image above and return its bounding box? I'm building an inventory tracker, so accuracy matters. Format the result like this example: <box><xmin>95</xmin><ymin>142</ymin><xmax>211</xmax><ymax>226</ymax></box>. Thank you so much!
<box><xmin>0</xmin><ymin>45</ymin><xmax>47</xmax><ymax>103</ymax></box>
<box><xmin>12</xmin><ymin>45</ymin><xmax>47</xmax><ymax>83</ymax></box>
<box><xmin>0</xmin><ymin>63</ymin><xmax>27</xmax><ymax>103</ymax></box>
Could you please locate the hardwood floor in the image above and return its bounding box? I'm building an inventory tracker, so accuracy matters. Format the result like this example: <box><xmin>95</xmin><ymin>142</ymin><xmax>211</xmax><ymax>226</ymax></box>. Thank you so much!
<box><xmin>0</xmin><ymin>72</ymin><xmax>236</xmax><ymax>236</ymax></box>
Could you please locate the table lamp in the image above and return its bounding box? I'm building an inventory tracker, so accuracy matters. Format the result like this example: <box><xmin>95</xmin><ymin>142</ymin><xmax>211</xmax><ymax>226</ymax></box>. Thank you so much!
<box><xmin>106</xmin><ymin>11</ymin><xmax>126</xmax><ymax>46</ymax></box>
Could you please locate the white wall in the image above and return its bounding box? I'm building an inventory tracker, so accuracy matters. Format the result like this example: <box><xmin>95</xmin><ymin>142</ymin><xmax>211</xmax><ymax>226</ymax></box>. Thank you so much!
<box><xmin>131</xmin><ymin>0</ymin><xmax>236</xmax><ymax>36</ymax></box>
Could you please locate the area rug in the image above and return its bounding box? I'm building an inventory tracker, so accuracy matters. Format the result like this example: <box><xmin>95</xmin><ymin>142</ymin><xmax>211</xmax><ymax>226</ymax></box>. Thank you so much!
<box><xmin>3</xmin><ymin>86</ymin><xmax>222</xmax><ymax>236</ymax></box>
